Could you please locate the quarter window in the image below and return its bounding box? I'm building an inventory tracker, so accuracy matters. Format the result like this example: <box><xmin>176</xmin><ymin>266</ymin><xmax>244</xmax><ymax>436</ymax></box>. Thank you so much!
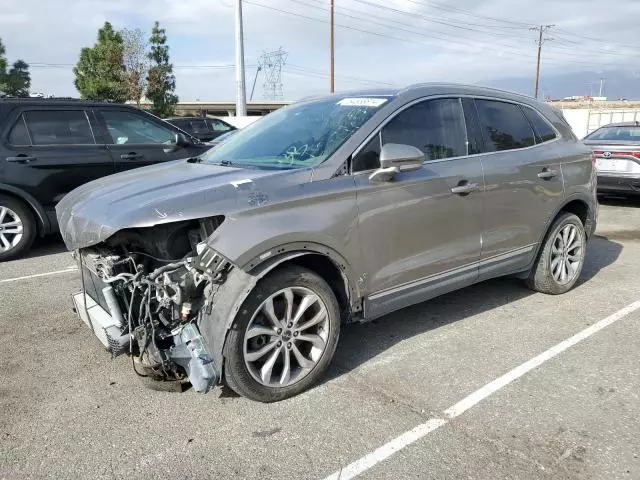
<box><xmin>475</xmin><ymin>100</ymin><xmax>536</xmax><ymax>151</ymax></box>
<box><xmin>8</xmin><ymin>115</ymin><xmax>30</xmax><ymax>145</ymax></box>
<box><xmin>352</xmin><ymin>134</ymin><xmax>381</xmax><ymax>172</ymax></box>
<box><xmin>99</xmin><ymin>111</ymin><xmax>175</xmax><ymax>144</ymax></box>
<box><xmin>18</xmin><ymin>110</ymin><xmax>94</xmax><ymax>145</ymax></box>
<box><xmin>522</xmin><ymin>107</ymin><xmax>558</xmax><ymax>143</ymax></box>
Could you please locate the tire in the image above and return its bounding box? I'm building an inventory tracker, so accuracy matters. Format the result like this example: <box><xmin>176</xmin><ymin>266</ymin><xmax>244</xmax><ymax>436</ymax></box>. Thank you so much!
<box><xmin>0</xmin><ymin>195</ymin><xmax>36</xmax><ymax>262</ymax></box>
<box><xmin>224</xmin><ymin>265</ymin><xmax>341</xmax><ymax>402</ymax></box>
<box><xmin>526</xmin><ymin>212</ymin><xmax>587</xmax><ymax>294</ymax></box>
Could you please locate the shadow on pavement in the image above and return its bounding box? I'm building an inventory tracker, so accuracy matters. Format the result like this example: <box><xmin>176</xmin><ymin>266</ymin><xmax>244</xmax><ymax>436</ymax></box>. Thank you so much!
<box><xmin>23</xmin><ymin>235</ymin><xmax>68</xmax><ymax>259</ymax></box>
<box><xmin>327</xmin><ymin>236</ymin><xmax>623</xmax><ymax>382</ymax></box>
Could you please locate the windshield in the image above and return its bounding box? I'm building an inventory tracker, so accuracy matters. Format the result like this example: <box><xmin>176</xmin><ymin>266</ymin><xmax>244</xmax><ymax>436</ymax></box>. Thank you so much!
<box><xmin>586</xmin><ymin>125</ymin><xmax>640</xmax><ymax>141</ymax></box>
<box><xmin>201</xmin><ymin>95</ymin><xmax>391</xmax><ymax>168</ymax></box>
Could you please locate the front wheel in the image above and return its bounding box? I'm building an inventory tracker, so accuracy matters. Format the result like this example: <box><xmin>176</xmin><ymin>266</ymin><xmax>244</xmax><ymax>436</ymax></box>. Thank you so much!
<box><xmin>224</xmin><ymin>265</ymin><xmax>341</xmax><ymax>402</ymax></box>
<box><xmin>526</xmin><ymin>212</ymin><xmax>587</xmax><ymax>294</ymax></box>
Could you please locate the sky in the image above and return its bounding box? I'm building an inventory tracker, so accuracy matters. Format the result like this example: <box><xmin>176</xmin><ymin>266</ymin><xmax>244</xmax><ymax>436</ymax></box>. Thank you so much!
<box><xmin>1</xmin><ymin>0</ymin><xmax>639</xmax><ymax>101</ymax></box>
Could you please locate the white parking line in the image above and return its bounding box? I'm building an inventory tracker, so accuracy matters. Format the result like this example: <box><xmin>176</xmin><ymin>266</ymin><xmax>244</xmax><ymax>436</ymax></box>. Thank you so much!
<box><xmin>0</xmin><ymin>267</ymin><xmax>78</xmax><ymax>284</ymax></box>
<box><xmin>323</xmin><ymin>299</ymin><xmax>640</xmax><ymax>480</ymax></box>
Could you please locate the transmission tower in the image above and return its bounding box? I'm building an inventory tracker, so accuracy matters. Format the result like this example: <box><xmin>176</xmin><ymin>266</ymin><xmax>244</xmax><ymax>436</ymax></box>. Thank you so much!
<box><xmin>258</xmin><ymin>48</ymin><xmax>288</xmax><ymax>100</ymax></box>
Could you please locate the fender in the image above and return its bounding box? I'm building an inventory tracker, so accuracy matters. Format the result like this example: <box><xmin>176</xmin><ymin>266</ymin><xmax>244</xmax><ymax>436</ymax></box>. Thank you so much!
<box><xmin>0</xmin><ymin>183</ymin><xmax>50</xmax><ymax>235</ymax></box>
<box><xmin>198</xmin><ymin>252</ymin><xmax>309</xmax><ymax>382</ymax></box>
<box><xmin>198</xmin><ymin>249</ymin><xmax>361</xmax><ymax>384</ymax></box>
<box><xmin>243</xmin><ymin>241</ymin><xmax>361</xmax><ymax>303</ymax></box>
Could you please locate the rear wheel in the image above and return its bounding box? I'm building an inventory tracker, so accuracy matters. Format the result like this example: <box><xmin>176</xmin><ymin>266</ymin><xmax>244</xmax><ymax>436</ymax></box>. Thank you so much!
<box><xmin>0</xmin><ymin>195</ymin><xmax>36</xmax><ymax>262</ymax></box>
<box><xmin>526</xmin><ymin>212</ymin><xmax>586</xmax><ymax>294</ymax></box>
<box><xmin>224</xmin><ymin>266</ymin><xmax>340</xmax><ymax>402</ymax></box>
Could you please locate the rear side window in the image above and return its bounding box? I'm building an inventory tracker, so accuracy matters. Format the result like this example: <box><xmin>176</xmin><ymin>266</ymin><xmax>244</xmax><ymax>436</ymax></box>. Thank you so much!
<box><xmin>189</xmin><ymin>120</ymin><xmax>210</xmax><ymax>134</ymax></box>
<box><xmin>475</xmin><ymin>100</ymin><xmax>536</xmax><ymax>151</ymax></box>
<box><xmin>382</xmin><ymin>98</ymin><xmax>467</xmax><ymax>161</ymax></box>
<box><xmin>211</xmin><ymin>119</ymin><xmax>233</xmax><ymax>132</ymax></box>
<box><xmin>522</xmin><ymin>107</ymin><xmax>557</xmax><ymax>143</ymax></box>
<box><xmin>17</xmin><ymin>110</ymin><xmax>95</xmax><ymax>145</ymax></box>
<box><xmin>8</xmin><ymin>115</ymin><xmax>31</xmax><ymax>145</ymax></box>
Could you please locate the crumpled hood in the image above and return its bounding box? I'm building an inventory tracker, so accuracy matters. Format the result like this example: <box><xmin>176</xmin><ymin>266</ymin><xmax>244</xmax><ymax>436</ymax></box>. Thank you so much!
<box><xmin>56</xmin><ymin>159</ymin><xmax>303</xmax><ymax>250</ymax></box>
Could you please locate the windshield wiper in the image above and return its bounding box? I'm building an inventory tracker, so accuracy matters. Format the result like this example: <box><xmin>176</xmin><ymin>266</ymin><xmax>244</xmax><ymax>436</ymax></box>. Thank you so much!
<box><xmin>210</xmin><ymin>159</ymin><xmax>235</xmax><ymax>167</ymax></box>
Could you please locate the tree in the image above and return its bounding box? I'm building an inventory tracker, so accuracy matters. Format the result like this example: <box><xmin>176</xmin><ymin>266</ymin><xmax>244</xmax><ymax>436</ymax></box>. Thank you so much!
<box><xmin>0</xmin><ymin>38</ymin><xmax>8</xmax><ymax>93</ymax></box>
<box><xmin>121</xmin><ymin>28</ymin><xmax>149</xmax><ymax>106</ymax></box>
<box><xmin>146</xmin><ymin>21</ymin><xmax>178</xmax><ymax>117</ymax></box>
<box><xmin>74</xmin><ymin>22</ymin><xmax>127</xmax><ymax>102</ymax></box>
<box><xmin>5</xmin><ymin>60</ymin><xmax>31</xmax><ymax>97</ymax></box>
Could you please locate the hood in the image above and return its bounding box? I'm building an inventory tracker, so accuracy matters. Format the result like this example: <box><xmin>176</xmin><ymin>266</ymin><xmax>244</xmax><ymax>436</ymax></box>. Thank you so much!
<box><xmin>56</xmin><ymin>159</ymin><xmax>310</xmax><ymax>250</ymax></box>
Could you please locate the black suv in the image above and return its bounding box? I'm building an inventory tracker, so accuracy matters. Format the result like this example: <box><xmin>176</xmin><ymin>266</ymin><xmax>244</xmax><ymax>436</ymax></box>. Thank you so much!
<box><xmin>0</xmin><ymin>99</ymin><xmax>211</xmax><ymax>260</ymax></box>
<box><xmin>165</xmin><ymin>116</ymin><xmax>236</xmax><ymax>142</ymax></box>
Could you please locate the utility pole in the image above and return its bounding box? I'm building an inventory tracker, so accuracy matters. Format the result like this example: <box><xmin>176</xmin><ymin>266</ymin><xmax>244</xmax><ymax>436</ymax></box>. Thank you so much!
<box><xmin>599</xmin><ymin>77</ymin><xmax>605</xmax><ymax>97</ymax></box>
<box><xmin>531</xmin><ymin>24</ymin><xmax>554</xmax><ymax>99</ymax></box>
<box><xmin>330</xmin><ymin>0</ymin><xmax>335</xmax><ymax>93</ymax></box>
<box><xmin>235</xmin><ymin>0</ymin><xmax>247</xmax><ymax>116</ymax></box>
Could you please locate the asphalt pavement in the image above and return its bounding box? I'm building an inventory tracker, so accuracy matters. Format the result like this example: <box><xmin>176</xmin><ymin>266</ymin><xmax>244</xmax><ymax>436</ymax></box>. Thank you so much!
<box><xmin>1</xmin><ymin>197</ymin><xmax>639</xmax><ymax>480</ymax></box>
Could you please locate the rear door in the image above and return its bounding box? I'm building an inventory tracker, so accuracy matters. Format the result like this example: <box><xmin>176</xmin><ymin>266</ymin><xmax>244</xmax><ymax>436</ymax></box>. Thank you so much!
<box><xmin>0</xmin><ymin>107</ymin><xmax>113</xmax><ymax>210</ymax></box>
<box><xmin>470</xmin><ymin>98</ymin><xmax>564</xmax><ymax>279</ymax></box>
<box><xmin>94</xmin><ymin>108</ymin><xmax>204</xmax><ymax>171</ymax></box>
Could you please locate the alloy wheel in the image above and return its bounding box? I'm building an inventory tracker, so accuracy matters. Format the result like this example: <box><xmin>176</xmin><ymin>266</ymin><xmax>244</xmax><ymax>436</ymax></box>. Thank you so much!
<box><xmin>243</xmin><ymin>286</ymin><xmax>330</xmax><ymax>388</ymax></box>
<box><xmin>0</xmin><ymin>206</ymin><xmax>24</xmax><ymax>254</ymax></box>
<box><xmin>550</xmin><ymin>224</ymin><xmax>583</xmax><ymax>285</ymax></box>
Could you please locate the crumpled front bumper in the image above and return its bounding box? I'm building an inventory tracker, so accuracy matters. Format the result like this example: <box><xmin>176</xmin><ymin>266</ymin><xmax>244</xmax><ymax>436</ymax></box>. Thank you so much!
<box><xmin>72</xmin><ymin>287</ymin><xmax>220</xmax><ymax>393</ymax></box>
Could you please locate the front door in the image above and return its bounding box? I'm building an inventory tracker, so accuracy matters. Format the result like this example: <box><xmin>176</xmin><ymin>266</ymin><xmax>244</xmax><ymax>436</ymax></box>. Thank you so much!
<box><xmin>353</xmin><ymin>98</ymin><xmax>484</xmax><ymax>319</ymax></box>
<box><xmin>0</xmin><ymin>108</ymin><xmax>113</xmax><ymax>211</ymax></box>
<box><xmin>470</xmin><ymin>98</ymin><xmax>564</xmax><ymax>280</ymax></box>
<box><xmin>94</xmin><ymin>108</ymin><xmax>201</xmax><ymax>171</ymax></box>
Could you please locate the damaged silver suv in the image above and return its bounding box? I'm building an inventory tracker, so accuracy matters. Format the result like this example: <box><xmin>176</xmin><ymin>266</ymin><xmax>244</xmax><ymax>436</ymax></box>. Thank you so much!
<box><xmin>57</xmin><ymin>84</ymin><xmax>597</xmax><ymax>402</ymax></box>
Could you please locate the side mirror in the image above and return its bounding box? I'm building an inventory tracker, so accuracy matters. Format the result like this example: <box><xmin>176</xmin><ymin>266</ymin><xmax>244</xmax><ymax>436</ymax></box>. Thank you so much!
<box><xmin>369</xmin><ymin>143</ymin><xmax>424</xmax><ymax>183</ymax></box>
<box><xmin>175</xmin><ymin>132</ymin><xmax>191</xmax><ymax>148</ymax></box>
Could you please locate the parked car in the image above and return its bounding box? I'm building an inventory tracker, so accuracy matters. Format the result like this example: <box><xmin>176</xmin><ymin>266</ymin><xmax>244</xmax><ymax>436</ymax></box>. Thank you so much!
<box><xmin>165</xmin><ymin>116</ymin><xmax>236</xmax><ymax>142</ymax></box>
<box><xmin>582</xmin><ymin>121</ymin><xmax>640</xmax><ymax>195</ymax></box>
<box><xmin>57</xmin><ymin>84</ymin><xmax>597</xmax><ymax>402</ymax></box>
<box><xmin>0</xmin><ymin>98</ymin><xmax>212</xmax><ymax>260</ymax></box>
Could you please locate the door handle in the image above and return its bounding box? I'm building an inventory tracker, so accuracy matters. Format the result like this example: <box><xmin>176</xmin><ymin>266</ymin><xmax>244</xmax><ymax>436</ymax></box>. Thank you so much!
<box><xmin>120</xmin><ymin>152</ymin><xmax>143</xmax><ymax>160</ymax></box>
<box><xmin>6</xmin><ymin>155</ymin><xmax>38</xmax><ymax>163</ymax></box>
<box><xmin>537</xmin><ymin>168</ymin><xmax>557</xmax><ymax>180</ymax></box>
<box><xmin>451</xmin><ymin>181</ymin><xmax>480</xmax><ymax>195</ymax></box>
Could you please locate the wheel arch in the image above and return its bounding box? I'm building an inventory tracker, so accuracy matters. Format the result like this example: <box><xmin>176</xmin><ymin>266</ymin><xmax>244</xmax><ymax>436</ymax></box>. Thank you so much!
<box><xmin>517</xmin><ymin>194</ymin><xmax>594</xmax><ymax>279</ymax></box>
<box><xmin>0</xmin><ymin>183</ymin><xmax>49</xmax><ymax>236</ymax></box>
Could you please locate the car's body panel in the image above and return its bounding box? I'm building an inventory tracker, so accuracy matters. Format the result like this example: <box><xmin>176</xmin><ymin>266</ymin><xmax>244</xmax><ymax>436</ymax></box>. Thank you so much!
<box><xmin>354</xmin><ymin>156</ymin><xmax>484</xmax><ymax>296</ymax></box>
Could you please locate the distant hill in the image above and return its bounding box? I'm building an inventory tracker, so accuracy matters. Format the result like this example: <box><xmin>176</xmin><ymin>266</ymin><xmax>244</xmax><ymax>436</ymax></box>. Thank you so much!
<box><xmin>480</xmin><ymin>69</ymin><xmax>640</xmax><ymax>100</ymax></box>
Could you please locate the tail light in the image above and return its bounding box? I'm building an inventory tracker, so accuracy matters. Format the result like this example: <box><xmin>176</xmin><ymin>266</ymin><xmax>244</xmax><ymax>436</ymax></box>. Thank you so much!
<box><xmin>591</xmin><ymin>152</ymin><xmax>597</xmax><ymax>164</ymax></box>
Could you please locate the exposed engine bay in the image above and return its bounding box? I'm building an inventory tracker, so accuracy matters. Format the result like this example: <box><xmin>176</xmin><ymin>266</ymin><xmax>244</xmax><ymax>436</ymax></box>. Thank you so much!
<box><xmin>72</xmin><ymin>216</ymin><xmax>230</xmax><ymax>393</ymax></box>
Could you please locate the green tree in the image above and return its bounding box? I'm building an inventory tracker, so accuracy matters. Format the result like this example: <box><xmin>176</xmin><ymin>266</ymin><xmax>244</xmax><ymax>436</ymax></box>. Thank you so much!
<box><xmin>146</xmin><ymin>21</ymin><xmax>177</xmax><ymax>117</ymax></box>
<box><xmin>74</xmin><ymin>22</ymin><xmax>127</xmax><ymax>102</ymax></box>
<box><xmin>5</xmin><ymin>60</ymin><xmax>31</xmax><ymax>97</ymax></box>
<box><xmin>0</xmin><ymin>38</ymin><xmax>8</xmax><ymax>93</ymax></box>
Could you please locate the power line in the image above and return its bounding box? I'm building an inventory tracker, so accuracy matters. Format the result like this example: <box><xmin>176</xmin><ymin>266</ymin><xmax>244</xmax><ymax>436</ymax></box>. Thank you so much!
<box><xmin>246</xmin><ymin>0</ymin><xmax>631</xmax><ymax>72</ymax></box>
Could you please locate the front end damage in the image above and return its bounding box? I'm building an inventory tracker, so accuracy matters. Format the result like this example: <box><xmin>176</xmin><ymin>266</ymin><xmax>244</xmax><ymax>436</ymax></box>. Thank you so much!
<box><xmin>72</xmin><ymin>217</ymin><xmax>234</xmax><ymax>393</ymax></box>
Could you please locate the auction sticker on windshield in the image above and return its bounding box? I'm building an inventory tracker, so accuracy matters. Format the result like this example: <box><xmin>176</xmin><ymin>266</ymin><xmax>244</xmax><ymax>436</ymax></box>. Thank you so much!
<box><xmin>338</xmin><ymin>97</ymin><xmax>388</xmax><ymax>107</ymax></box>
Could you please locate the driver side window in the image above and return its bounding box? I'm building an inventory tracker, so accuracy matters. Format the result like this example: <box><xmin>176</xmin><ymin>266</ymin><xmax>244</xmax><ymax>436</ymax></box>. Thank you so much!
<box><xmin>352</xmin><ymin>98</ymin><xmax>468</xmax><ymax>172</ymax></box>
